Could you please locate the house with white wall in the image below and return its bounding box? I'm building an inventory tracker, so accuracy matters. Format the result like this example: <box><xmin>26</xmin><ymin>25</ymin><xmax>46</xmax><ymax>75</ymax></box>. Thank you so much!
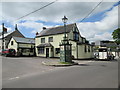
<box><xmin>0</xmin><ymin>24</ymin><xmax>25</xmax><ymax>50</ymax></box>
<box><xmin>8</xmin><ymin>36</ymin><xmax>35</xmax><ymax>56</ymax></box>
<box><xmin>35</xmin><ymin>23</ymin><xmax>94</xmax><ymax>59</ymax></box>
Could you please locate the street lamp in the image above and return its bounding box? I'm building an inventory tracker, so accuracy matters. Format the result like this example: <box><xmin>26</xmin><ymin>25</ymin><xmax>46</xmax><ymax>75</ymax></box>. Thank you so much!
<box><xmin>62</xmin><ymin>16</ymin><xmax>68</xmax><ymax>62</ymax></box>
<box><xmin>59</xmin><ymin>16</ymin><xmax>72</xmax><ymax>63</ymax></box>
<box><xmin>62</xmin><ymin>16</ymin><xmax>68</xmax><ymax>39</ymax></box>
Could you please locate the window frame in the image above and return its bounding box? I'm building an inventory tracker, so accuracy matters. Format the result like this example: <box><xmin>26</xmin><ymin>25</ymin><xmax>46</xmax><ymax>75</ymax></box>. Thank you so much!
<box><xmin>84</xmin><ymin>45</ymin><xmax>87</xmax><ymax>52</ymax></box>
<box><xmin>38</xmin><ymin>47</ymin><xmax>44</xmax><ymax>54</ymax></box>
<box><xmin>73</xmin><ymin>28</ymin><xmax>79</xmax><ymax>41</ymax></box>
<box><xmin>55</xmin><ymin>48</ymin><xmax>60</xmax><ymax>54</ymax></box>
<box><xmin>48</xmin><ymin>37</ymin><xmax>53</xmax><ymax>42</ymax></box>
<box><xmin>41</xmin><ymin>38</ymin><xmax>45</xmax><ymax>43</ymax></box>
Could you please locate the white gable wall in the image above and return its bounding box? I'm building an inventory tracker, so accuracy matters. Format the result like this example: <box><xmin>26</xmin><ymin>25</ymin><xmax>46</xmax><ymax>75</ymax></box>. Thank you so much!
<box><xmin>8</xmin><ymin>38</ymin><xmax>18</xmax><ymax>52</ymax></box>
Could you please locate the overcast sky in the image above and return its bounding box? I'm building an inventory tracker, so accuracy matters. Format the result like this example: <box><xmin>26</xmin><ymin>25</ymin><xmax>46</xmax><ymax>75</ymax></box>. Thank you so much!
<box><xmin>0</xmin><ymin>0</ymin><xmax>119</xmax><ymax>42</ymax></box>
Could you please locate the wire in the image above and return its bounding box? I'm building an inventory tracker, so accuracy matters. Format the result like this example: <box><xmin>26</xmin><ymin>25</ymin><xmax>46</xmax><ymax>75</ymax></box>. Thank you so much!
<box><xmin>80</xmin><ymin>0</ymin><xmax>103</xmax><ymax>22</ymax></box>
<box><xmin>16</xmin><ymin>0</ymin><xmax>58</xmax><ymax>21</ymax></box>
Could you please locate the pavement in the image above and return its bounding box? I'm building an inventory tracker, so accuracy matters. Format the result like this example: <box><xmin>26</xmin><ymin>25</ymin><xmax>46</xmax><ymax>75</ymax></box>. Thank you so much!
<box><xmin>1</xmin><ymin>56</ymin><xmax>118</xmax><ymax>88</ymax></box>
<box><xmin>42</xmin><ymin>61</ymin><xmax>78</xmax><ymax>66</ymax></box>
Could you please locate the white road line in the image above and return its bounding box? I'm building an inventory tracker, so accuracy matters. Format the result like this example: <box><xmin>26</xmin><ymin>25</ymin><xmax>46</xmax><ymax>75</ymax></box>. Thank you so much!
<box><xmin>8</xmin><ymin>76</ymin><xmax>20</xmax><ymax>80</ymax></box>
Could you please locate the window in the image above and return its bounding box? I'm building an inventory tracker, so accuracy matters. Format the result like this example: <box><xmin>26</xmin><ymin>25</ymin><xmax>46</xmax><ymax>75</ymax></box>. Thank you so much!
<box><xmin>88</xmin><ymin>46</ymin><xmax>90</xmax><ymax>52</ymax></box>
<box><xmin>84</xmin><ymin>45</ymin><xmax>87</xmax><ymax>52</ymax></box>
<box><xmin>91</xmin><ymin>47</ymin><xmax>93</xmax><ymax>52</ymax></box>
<box><xmin>73</xmin><ymin>32</ymin><xmax>79</xmax><ymax>41</ymax></box>
<box><xmin>48</xmin><ymin>37</ymin><xmax>53</xmax><ymax>42</ymax></box>
<box><xmin>11</xmin><ymin>41</ymin><xmax>13</xmax><ymax>45</ymax></box>
<box><xmin>56</xmin><ymin>48</ymin><xmax>60</xmax><ymax>54</ymax></box>
<box><xmin>41</xmin><ymin>38</ymin><xmax>45</xmax><ymax>43</ymax></box>
<box><xmin>38</xmin><ymin>47</ymin><xmax>44</xmax><ymax>54</ymax></box>
<box><xmin>23</xmin><ymin>49</ymin><xmax>30</xmax><ymax>53</ymax></box>
<box><xmin>30</xmin><ymin>48</ymin><xmax>34</xmax><ymax>52</ymax></box>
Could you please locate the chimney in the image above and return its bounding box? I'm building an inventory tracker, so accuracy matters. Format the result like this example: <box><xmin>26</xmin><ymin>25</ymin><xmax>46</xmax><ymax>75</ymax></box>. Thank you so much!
<box><xmin>36</xmin><ymin>32</ymin><xmax>39</xmax><ymax>35</ymax></box>
<box><xmin>43</xmin><ymin>27</ymin><xmax>46</xmax><ymax>30</ymax></box>
<box><xmin>3</xmin><ymin>26</ymin><xmax>7</xmax><ymax>33</ymax></box>
<box><xmin>15</xmin><ymin>24</ymin><xmax>18</xmax><ymax>31</ymax></box>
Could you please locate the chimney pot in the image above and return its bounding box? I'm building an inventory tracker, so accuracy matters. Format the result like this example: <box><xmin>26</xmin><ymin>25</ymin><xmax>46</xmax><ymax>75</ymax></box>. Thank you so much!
<box><xmin>36</xmin><ymin>32</ymin><xmax>39</xmax><ymax>35</ymax></box>
<box><xmin>43</xmin><ymin>27</ymin><xmax>46</xmax><ymax>30</ymax></box>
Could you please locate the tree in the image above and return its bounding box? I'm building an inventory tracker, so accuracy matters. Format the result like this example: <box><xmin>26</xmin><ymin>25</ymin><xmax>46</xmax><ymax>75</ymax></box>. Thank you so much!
<box><xmin>112</xmin><ymin>28</ymin><xmax>120</xmax><ymax>45</ymax></box>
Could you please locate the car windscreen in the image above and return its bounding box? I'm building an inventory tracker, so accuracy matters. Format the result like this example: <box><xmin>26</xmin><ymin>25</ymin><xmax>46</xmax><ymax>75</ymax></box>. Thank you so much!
<box><xmin>98</xmin><ymin>48</ymin><xmax>107</xmax><ymax>52</ymax></box>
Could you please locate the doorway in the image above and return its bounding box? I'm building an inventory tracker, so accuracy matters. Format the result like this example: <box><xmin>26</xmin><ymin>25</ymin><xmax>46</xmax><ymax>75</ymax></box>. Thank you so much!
<box><xmin>46</xmin><ymin>48</ymin><xmax>49</xmax><ymax>58</ymax></box>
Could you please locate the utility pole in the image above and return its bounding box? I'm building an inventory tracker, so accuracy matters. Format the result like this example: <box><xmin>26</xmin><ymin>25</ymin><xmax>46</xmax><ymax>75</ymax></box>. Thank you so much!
<box><xmin>2</xmin><ymin>23</ymin><xmax>4</xmax><ymax>50</ymax></box>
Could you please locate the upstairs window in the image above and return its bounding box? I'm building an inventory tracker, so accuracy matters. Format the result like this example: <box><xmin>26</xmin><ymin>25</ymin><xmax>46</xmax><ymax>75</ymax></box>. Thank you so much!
<box><xmin>41</xmin><ymin>38</ymin><xmax>45</xmax><ymax>43</ymax></box>
<box><xmin>73</xmin><ymin>28</ymin><xmax>79</xmax><ymax>41</ymax></box>
<box><xmin>11</xmin><ymin>41</ymin><xmax>14</xmax><ymax>45</ymax></box>
<box><xmin>48</xmin><ymin>37</ymin><xmax>53</xmax><ymax>42</ymax></box>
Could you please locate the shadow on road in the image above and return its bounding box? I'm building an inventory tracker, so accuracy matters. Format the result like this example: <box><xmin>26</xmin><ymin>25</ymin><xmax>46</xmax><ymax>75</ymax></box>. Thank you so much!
<box><xmin>77</xmin><ymin>64</ymin><xmax>90</xmax><ymax>66</ymax></box>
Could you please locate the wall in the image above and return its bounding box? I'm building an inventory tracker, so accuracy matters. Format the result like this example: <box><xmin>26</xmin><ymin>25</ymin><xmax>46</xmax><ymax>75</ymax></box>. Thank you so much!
<box><xmin>35</xmin><ymin>34</ymin><xmax>64</xmax><ymax>57</ymax></box>
<box><xmin>78</xmin><ymin>44</ymin><xmax>93</xmax><ymax>59</ymax></box>
<box><xmin>0</xmin><ymin>40</ymin><xmax>2</xmax><ymax>50</ymax></box>
<box><xmin>8</xmin><ymin>38</ymin><xmax>18</xmax><ymax>52</ymax></box>
<box><xmin>8</xmin><ymin>38</ymin><xmax>35</xmax><ymax>56</ymax></box>
<box><xmin>19</xmin><ymin>43</ymin><xmax>34</xmax><ymax>48</ymax></box>
<box><xmin>35</xmin><ymin>25</ymin><xmax>93</xmax><ymax>59</ymax></box>
<box><xmin>69</xmin><ymin>41</ymin><xmax>77</xmax><ymax>58</ymax></box>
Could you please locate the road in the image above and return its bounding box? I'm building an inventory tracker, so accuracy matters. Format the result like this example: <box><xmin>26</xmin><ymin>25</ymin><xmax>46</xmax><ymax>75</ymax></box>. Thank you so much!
<box><xmin>2</xmin><ymin>56</ymin><xmax>118</xmax><ymax>88</ymax></box>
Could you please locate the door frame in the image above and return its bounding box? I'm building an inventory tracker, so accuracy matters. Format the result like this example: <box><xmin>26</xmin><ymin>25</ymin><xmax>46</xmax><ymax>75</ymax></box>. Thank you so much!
<box><xmin>46</xmin><ymin>48</ymin><xmax>49</xmax><ymax>58</ymax></box>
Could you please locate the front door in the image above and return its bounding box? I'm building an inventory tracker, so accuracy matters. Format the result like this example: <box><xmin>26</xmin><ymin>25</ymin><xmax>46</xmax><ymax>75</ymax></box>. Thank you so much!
<box><xmin>46</xmin><ymin>48</ymin><xmax>49</xmax><ymax>58</ymax></box>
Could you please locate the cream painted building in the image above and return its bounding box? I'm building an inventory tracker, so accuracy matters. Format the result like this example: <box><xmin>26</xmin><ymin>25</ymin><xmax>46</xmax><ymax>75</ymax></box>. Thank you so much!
<box><xmin>8</xmin><ymin>36</ymin><xmax>35</xmax><ymax>56</ymax></box>
<box><xmin>35</xmin><ymin>23</ymin><xmax>94</xmax><ymax>59</ymax></box>
<box><xmin>0</xmin><ymin>24</ymin><xmax>25</xmax><ymax>50</ymax></box>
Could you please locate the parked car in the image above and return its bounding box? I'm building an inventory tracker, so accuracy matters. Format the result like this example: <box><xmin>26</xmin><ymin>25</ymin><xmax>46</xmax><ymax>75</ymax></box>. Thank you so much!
<box><xmin>1</xmin><ymin>49</ymin><xmax>16</xmax><ymax>57</ymax></box>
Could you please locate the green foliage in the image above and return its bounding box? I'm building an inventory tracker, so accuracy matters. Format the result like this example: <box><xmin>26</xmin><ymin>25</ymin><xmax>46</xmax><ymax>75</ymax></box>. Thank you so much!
<box><xmin>112</xmin><ymin>28</ymin><xmax>120</xmax><ymax>45</ymax></box>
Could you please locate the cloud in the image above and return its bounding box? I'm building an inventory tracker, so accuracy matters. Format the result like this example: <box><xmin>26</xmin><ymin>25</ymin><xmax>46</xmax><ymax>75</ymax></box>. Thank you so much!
<box><xmin>89</xmin><ymin>32</ymin><xmax>113</xmax><ymax>41</ymax></box>
<box><xmin>1</xmin><ymin>1</ymin><xmax>118</xmax><ymax>41</ymax></box>
<box><xmin>77</xmin><ymin>6</ymin><xmax>118</xmax><ymax>42</ymax></box>
<box><xmin>18</xmin><ymin>20</ymin><xmax>50</xmax><ymax>34</ymax></box>
<box><xmin>1</xmin><ymin>2</ymin><xmax>115</xmax><ymax>23</ymax></box>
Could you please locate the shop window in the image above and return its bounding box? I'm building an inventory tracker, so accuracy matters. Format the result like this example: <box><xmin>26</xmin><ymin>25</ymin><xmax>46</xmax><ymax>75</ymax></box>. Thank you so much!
<box><xmin>48</xmin><ymin>37</ymin><xmax>53</xmax><ymax>42</ymax></box>
<box><xmin>38</xmin><ymin>47</ymin><xmax>44</xmax><ymax>54</ymax></box>
<box><xmin>41</xmin><ymin>38</ymin><xmax>45</xmax><ymax>43</ymax></box>
<box><xmin>56</xmin><ymin>48</ymin><xmax>60</xmax><ymax>54</ymax></box>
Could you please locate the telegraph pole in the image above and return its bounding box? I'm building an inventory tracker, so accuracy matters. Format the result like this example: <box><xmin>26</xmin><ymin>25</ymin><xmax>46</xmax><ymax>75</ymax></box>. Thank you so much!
<box><xmin>2</xmin><ymin>23</ymin><xmax>4</xmax><ymax>50</ymax></box>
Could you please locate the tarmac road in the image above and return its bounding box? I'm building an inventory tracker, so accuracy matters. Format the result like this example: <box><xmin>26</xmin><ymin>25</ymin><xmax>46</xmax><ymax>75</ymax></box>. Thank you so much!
<box><xmin>2</xmin><ymin>56</ymin><xmax>118</xmax><ymax>88</ymax></box>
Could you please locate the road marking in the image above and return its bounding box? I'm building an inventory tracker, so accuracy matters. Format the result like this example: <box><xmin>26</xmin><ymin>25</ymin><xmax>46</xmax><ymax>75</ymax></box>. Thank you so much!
<box><xmin>8</xmin><ymin>76</ymin><xmax>20</xmax><ymax>80</ymax></box>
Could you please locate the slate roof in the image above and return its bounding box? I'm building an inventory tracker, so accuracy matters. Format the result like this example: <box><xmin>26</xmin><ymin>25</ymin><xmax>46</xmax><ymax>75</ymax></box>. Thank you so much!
<box><xmin>36</xmin><ymin>23</ymin><xmax>76</xmax><ymax>37</ymax></box>
<box><xmin>12</xmin><ymin>36</ymin><xmax>35</xmax><ymax>44</ymax></box>
<box><xmin>0</xmin><ymin>32</ymin><xmax>12</xmax><ymax>39</ymax></box>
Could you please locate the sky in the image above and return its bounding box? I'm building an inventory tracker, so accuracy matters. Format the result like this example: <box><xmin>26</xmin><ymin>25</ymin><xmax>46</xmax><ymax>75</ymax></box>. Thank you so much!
<box><xmin>0</xmin><ymin>0</ymin><xmax>119</xmax><ymax>43</ymax></box>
